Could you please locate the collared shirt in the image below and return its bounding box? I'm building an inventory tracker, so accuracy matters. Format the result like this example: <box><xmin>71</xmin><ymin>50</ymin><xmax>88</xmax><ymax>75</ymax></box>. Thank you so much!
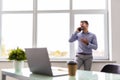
<box><xmin>69</xmin><ymin>31</ymin><xmax>98</xmax><ymax>54</ymax></box>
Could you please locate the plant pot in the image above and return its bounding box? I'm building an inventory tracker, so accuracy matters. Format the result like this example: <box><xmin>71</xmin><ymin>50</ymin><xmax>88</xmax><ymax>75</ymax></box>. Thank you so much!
<box><xmin>13</xmin><ymin>60</ymin><xmax>24</xmax><ymax>72</ymax></box>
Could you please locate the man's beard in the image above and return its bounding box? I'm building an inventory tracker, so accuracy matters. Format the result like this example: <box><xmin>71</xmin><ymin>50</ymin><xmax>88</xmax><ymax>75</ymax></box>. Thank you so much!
<box><xmin>81</xmin><ymin>27</ymin><xmax>84</xmax><ymax>30</ymax></box>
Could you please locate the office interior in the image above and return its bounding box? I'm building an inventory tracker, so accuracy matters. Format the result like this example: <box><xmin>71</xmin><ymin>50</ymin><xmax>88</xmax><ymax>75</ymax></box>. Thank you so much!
<box><xmin>0</xmin><ymin>0</ymin><xmax>120</xmax><ymax>80</ymax></box>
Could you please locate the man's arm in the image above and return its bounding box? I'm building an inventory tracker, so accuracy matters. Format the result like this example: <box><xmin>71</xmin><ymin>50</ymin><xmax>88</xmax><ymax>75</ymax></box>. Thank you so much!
<box><xmin>87</xmin><ymin>35</ymin><xmax>98</xmax><ymax>50</ymax></box>
<box><xmin>69</xmin><ymin>32</ymin><xmax>78</xmax><ymax>42</ymax></box>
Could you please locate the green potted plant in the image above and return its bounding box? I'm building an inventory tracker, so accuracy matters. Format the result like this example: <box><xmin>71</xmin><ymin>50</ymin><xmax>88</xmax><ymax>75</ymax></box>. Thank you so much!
<box><xmin>8</xmin><ymin>47</ymin><xmax>26</xmax><ymax>72</ymax></box>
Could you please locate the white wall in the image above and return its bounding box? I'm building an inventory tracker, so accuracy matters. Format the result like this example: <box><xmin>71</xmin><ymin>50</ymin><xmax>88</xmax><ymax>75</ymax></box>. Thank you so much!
<box><xmin>1</xmin><ymin>0</ymin><xmax>120</xmax><ymax>80</ymax></box>
<box><xmin>111</xmin><ymin>0</ymin><xmax>120</xmax><ymax>63</ymax></box>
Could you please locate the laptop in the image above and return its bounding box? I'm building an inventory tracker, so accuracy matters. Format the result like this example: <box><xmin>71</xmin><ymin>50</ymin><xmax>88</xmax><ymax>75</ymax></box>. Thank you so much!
<box><xmin>25</xmin><ymin>48</ymin><xmax>68</xmax><ymax>76</ymax></box>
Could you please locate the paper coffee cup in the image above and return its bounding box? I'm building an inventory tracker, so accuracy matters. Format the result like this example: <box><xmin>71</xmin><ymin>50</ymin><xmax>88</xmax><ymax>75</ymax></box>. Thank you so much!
<box><xmin>67</xmin><ymin>61</ymin><xmax>77</xmax><ymax>76</ymax></box>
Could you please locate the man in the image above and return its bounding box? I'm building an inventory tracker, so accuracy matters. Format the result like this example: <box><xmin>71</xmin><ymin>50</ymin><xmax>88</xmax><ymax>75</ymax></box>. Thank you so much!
<box><xmin>69</xmin><ymin>20</ymin><xmax>98</xmax><ymax>70</ymax></box>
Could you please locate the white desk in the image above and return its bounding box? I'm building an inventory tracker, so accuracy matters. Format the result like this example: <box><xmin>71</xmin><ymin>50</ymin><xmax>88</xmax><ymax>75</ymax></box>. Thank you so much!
<box><xmin>2</xmin><ymin>68</ymin><xmax>120</xmax><ymax>80</ymax></box>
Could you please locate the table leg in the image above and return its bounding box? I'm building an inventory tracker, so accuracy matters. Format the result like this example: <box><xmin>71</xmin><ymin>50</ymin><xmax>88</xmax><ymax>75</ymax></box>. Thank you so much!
<box><xmin>2</xmin><ymin>74</ymin><xmax>6</xmax><ymax>80</ymax></box>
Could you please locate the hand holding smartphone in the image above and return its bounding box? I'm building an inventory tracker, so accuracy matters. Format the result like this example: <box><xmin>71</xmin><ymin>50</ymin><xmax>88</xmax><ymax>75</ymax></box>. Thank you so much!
<box><xmin>76</xmin><ymin>27</ymin><xmax>83</xmax><ymax>32</ymax></box>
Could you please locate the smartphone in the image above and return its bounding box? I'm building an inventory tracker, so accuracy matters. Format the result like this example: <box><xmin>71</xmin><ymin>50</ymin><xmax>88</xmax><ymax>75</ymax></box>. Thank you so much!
<box><xmin>78</xmin><ymin>27</ymin><xmax>83</xmax><ymax>31</ymax></box>
<box><xmin>78</xmin><ymin>27</ymin><xmax>81</xmax><ymax>31</ymax></box>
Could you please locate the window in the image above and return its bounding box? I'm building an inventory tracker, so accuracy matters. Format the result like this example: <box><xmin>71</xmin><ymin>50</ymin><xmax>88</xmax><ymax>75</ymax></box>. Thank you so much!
<box><xmin>1</xmin><ymin>14</ymin><xmax>33</xmax><ymax>56</ymax></box>
<box><xmin>2</xmin><ymin>0</ymin><xmax>33</xmax><ymax>11</ymax></box>
<box><xmin>71</xmin><ymin>0</ymin><xmax>108</xmax><ymax>59</ymax></box>
<box><xmin>73</xmin><ymin>0</ymin><xmax>106</xmax><ymax>9</ymax></box>
<box><xmin>74</xmin><ymin>14</ymin><xmax>107</xmax><ymax>59</ymax></box>
<box><xmin>37</xmin><ymin>13</ymin><xmax>70</xmax><ymax>58</ymax></box>
<box><xmin>38</xmin><ymin>0</ymin><xmax>70</xmax><ymax>10</ymax></box>
<box><xmin>0</xmin><ymin>0</ymin><xmax>109</xmax><ymax>60</ymax></box>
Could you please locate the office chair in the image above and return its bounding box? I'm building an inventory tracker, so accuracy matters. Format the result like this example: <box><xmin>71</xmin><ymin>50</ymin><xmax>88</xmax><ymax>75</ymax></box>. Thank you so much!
<box><xmin>101</xmin><ymin>64</ymin><xmax>120</xmax><ymax>74</ymax></box>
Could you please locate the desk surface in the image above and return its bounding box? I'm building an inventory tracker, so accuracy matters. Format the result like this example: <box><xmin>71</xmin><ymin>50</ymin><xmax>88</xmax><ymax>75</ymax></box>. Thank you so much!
<box><xmin>2</xmin><ymin>68</ymin><xmax>120</xmax><ymax>80</ymax></box>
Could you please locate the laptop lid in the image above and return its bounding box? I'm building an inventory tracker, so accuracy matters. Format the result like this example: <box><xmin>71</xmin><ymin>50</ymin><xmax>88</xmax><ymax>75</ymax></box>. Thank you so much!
<box><xmin>25</xmin><ymin>48</ymin><xmax>53</xmax><ymax>76</ymax></box>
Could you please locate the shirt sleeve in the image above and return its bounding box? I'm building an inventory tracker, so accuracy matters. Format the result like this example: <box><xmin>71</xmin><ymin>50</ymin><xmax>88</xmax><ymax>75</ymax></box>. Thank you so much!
<box><xmin>69</xmin><ymin>32</ymin><xmax>78</xmax><ymax>42</ymax></box>
<box><xmin>87</xmin><ymin>34</ymin><xmax>98</xmax><ymax>50</ymax></box>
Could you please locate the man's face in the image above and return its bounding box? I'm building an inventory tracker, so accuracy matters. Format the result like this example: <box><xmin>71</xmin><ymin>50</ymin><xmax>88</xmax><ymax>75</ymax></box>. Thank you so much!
<box><xmin>80</xmin><ymin>22</ymin><xmax>88</xmax><ymax>30</ymax></box>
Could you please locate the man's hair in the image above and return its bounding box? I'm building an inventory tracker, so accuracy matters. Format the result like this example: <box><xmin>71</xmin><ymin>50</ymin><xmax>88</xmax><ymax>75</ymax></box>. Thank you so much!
<box><xmin>81</xmin><ymin>20</ymin><xmax>89</xmax><ymax>25</ymax></box>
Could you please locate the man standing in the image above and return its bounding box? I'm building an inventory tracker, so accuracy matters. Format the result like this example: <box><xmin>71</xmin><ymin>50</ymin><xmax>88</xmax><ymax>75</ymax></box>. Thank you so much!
<box><xmin>69</xmin><ymin>20</ymin><xmax>98</xmax><ymax>70</ymax></box>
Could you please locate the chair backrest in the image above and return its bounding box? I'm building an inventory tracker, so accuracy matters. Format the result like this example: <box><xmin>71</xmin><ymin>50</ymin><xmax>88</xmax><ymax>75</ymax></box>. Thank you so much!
<box><xmin>101</xmin><ymin>64</ymin><xmax>120</xmax><ymax>74</ymax></box>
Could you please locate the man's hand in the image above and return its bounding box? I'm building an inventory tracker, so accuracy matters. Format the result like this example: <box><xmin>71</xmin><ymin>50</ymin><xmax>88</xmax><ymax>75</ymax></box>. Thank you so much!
<box><xmin>76</xmin><ymin>27</ymin><xmax>81</xmax><ymax>32</ymax></box>
<box><xmin>81</xmin><ymin>38</ymin><xmax>89</xmax><ymax>45</ymax></box>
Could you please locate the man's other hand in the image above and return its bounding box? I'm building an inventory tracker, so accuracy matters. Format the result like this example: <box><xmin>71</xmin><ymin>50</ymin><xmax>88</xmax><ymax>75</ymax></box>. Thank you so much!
<box><xmin>81</xmin><ymin>38</ymin><xmax>89</xmax><ymax>45</ymax></box>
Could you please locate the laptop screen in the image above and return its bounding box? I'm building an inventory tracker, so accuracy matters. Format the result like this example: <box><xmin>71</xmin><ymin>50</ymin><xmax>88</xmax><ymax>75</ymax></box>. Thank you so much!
<box><xmin>25</xmin><ymin>48</ymin><xmax>53</xmax><ymax>76</ymax></box>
